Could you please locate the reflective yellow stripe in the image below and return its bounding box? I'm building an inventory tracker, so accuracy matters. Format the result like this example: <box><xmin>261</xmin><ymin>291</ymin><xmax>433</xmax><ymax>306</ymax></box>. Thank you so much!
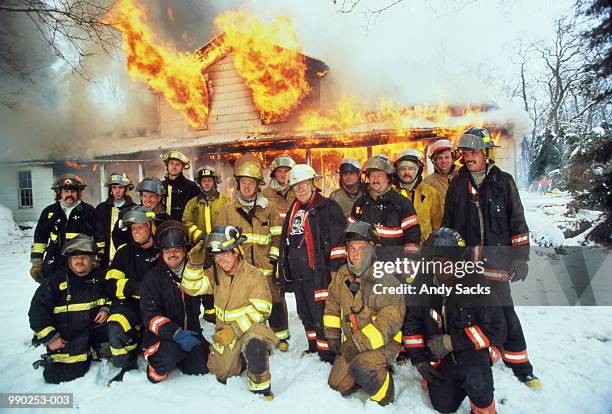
<box><xmin>108</xmin><ymin>313</ymin><xmax>131</xmax><ymax>332</ymax></box>
<box><xmin>65</xmin><ymin>233</ymin><xmax>79</xmax><ymax>240</ymax></box>
<box><xmin>260</xmin><ymin>268</ymin><xmax>273</xmax><ymax>277</ymax></box>
<box><xmin>106</xmin><ymin>269</ymin><xmax>126</xmax><ymax>280</ymax></box>
<box><xmin>268</xmin><ymin>246</ymin><xmax>280</xmax><ymax>259</ymax></box>
<box><xmin>110</xmin><ymin>343</ymin><xmax>138</xmax><ymax>356</ymax></box>
<box><xmin>236</xmin><ymin>315</ymin><xmax>253</xmax><ymax>333</ymax></box>
<box><xmin>31</xmin><ymin>243</ymin><xmax>46</xmax><ymax>253</ymax></box>
<box><xmin>49</xmin><ymin>232</ymin><xmax>58</xmax><ymax>241</ymax></box>
<box><xmin>248</xmin><ymin>377</ymin><xmax>271</xmax><ymax>391</ymax></box>
<box><xmin>110</xmin><ymin>207</ymin><xmax>120</xmax><ymax>261</ymax></box>
<box><xmin>188</xmin><ymin>225</ymin><xmax>203</xmax><ymax>243</ymax></box>
<box><xmin>243</xmin><ymin>233</ymin><xmax>271</xmax><ymax>245</ymax></box>
<box><xmin>204</xmin><ymin>309</ymin><xmax>216</xmax><ymax>315</ymax></box>
<box><xmin>53</xmin><ymin>299</ymin><xmax>107</xmax><ymax>314</ymax></box>
<box><xmin>361</xmin><ymin>323</ymin><xmax>385</xmax><ymax>350</ymax></box>
<box><xmin>249</xmin><ymin>298</ymin><xmax>272</xmax><ymax>314</ymax></box>
<box><xmin>211</xmin><ymin>341</ymin><xmax>225</xmax><ymax>354</ymax></box>
<box><xmin>204</xmin><ymin>204</ymin><xmax>212</xmax><ymax>234</ymax></box>
<box><xmin>97</xmin><ymin>242</ymin><xmax>106</xmax><ymax>248</ymax></box>
<box><xmin>370</xmin><ymin>372</ymin><xmax>391</xmax><ymax>402</ymax></box>
<box><xmin>393</xmin><ymin>330</ymin><xmax>402</xmax><ymax>343</ymax></box>
<box><xmin>59</xmin><ymin>281</ymin><xmax>68</xmax><ymax>291</ymax></box>
<box><xmin>323</xmin><ymin>315</ymin><xmax>342</xmax><ymax>329</ymax></box>
<box><xmin>36</xmin><ymin>326</ymin><xmax>56</xmax><ymax>339</ymax></box>
<box><xmin>166</xmin><ymin>184</ymin><xmax>172</xmax><ymax>215</ymax></box>
<box><xmin>116</xmin><ymin>278</ymin><xmax>128</xmax><ymax>299</ymax></box>
<box><xmin>48</xmin><ymin>212</ymin><xmax>54</xmax><ymax>219</ymax></box>
<box><xmin>181</xmin><ymin>265</ymin><xmax>210</xmax><ymax>296</ymax></box>
<box><xmin>50</xmin><ymin>353</ymin><xmax>88</xmax><ymax>363</ymax></box>
<box><xmin>275</xmin><ymin>329</ymin><xmax>290</xmax><ymax>340</ymax></box>
<box><xmin>269</xmin><ymin>226</ymin><xmax>282</xmax><ymax>236</ymax></box>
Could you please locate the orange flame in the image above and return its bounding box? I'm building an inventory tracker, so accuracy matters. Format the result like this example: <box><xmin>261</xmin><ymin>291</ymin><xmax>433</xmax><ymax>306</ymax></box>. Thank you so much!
<box><xmin>214</xmin><ymin>11</ymin><xmax>311</xmax><ymax>124</ymax></box>
<box><xmin>106</xmin><ymin>0</ymin><xmax>209</xmax><ymax>128</ymax></box>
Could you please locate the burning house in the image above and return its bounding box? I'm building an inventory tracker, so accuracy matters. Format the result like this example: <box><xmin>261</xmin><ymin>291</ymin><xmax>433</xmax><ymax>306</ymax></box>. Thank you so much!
<box><xmin>0</xmin><ymin>4</ymin><xmax>524</xmax><ymax>225</ymax></box>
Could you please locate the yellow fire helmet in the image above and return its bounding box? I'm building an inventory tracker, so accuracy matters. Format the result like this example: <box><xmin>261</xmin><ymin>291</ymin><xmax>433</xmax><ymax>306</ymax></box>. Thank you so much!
<box><xmin>235</xmin><ymin>161</ymin><xmax>264</xmax><ymax>181</ymax></box>
<box><xmin>163</xmin><ymin>151</ymin><xmax>190</xmax><ymax>169</ymax></box>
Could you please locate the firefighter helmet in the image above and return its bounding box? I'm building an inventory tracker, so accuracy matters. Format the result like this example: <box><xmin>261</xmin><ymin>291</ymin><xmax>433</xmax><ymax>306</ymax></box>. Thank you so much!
<box><xmin>106</xmin><ymin>172</ymin><xmax>134</xmax><ymax>190</ymax></box>
<box><xmin>422</xmin><ymin>227</ymin><xmax>467</xmax><ymax>259</ymax></box>
<box><xmin>234</xmin><ymin>161</ymin><xmax>264</xmax><ymax>182</ymax></box>
<box><xmin>338</xmin><ymin>158</ymin><xmax>361</xmax><ymax>173</ymax></box>
<box><xmin>121</xmin><ymin>205</ymin><xmax>157</xmax><ymax>228</ymax></box>
<box><xmin>269</xmin><ymin>154</ymin><xmax>296</xmax><ymax>177</ymax></box>
<box><xmin>205</xmin><ymin>225</ymin><xmax>247</xmax><ymax>254</ymax></box>
<box><xmin>155</xmin><ymin>220</ymin><xmax>189</xmax><ymax>250</ymax></box>
<box><xmin>344</xmin><ymin>221</ymin><xmax>379</xmax><ymax>244</ymax></box>
<box><xmin>136</xmin><ymin>177</ymin><xmax>166</xmax><ymax>196</ymax></box>
<box><xmin>363</xmin><ymin>156</ymin><xmax>395</xmax><ymax>175</ymax></box>
<box><xmin>51</xmin><ymin>174</ymin><xmax>86</xmax><ymax>191</ymax></box>
<box><xmin>394</xmin><ymin>149</ymin><xmax>424</xmax><ymax>167</ymax></box>
<box><xmin>163</xmin><ymin>151</ymin><xmax>190</xmax><ymax>169</ymax></box>
<box><xmin>427</xmin><ymin>139</ymin><xmax>454</xmax><ymax>160</ymax></box>
<box><xmin>456</xmin><ymin>127</ymin><xmax>499</xmax><ymax>150</ymax></box>
<box><xmin>195</xmin><ymin>166</ymin><xmax>221</xmax><ymax>185</ymax></box>
<box><xmin>288</xmin><ymin>164</ymin><xmax>321</xmax><ymax>187</ymax></box>
<box><xmin>61</xmin><ymin>234</ymin><xmax>97</xmax><ymax>256</ymax></box>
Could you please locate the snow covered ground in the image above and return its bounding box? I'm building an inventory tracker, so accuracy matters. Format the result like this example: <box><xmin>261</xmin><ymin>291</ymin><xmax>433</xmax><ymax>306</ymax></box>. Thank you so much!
<box><xmin>1</xmin><ymin>194</ymin><xmax>611</xmax><ymax>413</ymax></box>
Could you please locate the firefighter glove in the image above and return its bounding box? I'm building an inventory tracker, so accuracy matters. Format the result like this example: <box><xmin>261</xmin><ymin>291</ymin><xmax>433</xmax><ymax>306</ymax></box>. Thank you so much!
<box><xmin>414</xmin><ymin>361</ymin><xmax>443</xmax><ymax>385</ymax></box>
<box><xmin>173</xmin><ymin>328</ymin><xmax>202</xmax><ymax>352</ymax></box>
<box><xmin>188</xmin><ymin>240</ymin><xmax>207</xmax><ymax>266</ymax></box>
<box><xmin>340</xmin><ymin>339</ymin><xmax>360</xmax><ymax>362</ymax></box>
<box><xmin>427</xmin><ymin>334</ymin><xmax>453</xmax><ymax>360</ymax></box>
<box><xmin>212</xmin><ymin>324</ymin><xmax>236</xmax><ymax>347</ymax></box>
<box><xmin>30</xmin><ymin>262</ymin><xmax>44</xmax><ymax>283</ymax></box>
<box><xmin>511</xmin><ymin>260</ymin><xmax>529</xmax><ymax>282</ymax></box>
<box><xmin>327</xmin><ymin>337</ymin><xmax>341</xmax><ymax>354</ymax></box>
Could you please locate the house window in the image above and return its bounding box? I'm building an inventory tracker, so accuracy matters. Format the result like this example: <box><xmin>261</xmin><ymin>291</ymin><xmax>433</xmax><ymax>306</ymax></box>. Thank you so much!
<box><xmin>18</xmin><ymin>170</ymin><xmax>33</xmax><ymax>208</ymax></box>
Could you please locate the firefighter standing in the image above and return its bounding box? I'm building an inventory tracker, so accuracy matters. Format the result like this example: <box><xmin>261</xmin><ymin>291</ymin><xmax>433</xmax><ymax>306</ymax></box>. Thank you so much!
<box><xmin>161</xmin><ymin>151</ymin><xmax>200</xmax><ymax>221</ymax></box>
<box><xmin>217</xmin><ymin>156</ymin><xmax>288</xmax><ymax>349</ymax></box>
<box><xmin>329</xmin><ymin>158</ymin><xmax>366</xmax><ymax>218</ymax></box>
<box><xmin>349</xmin><ymin>155</ymin><xmax>421</xmax><ymax>260</ymax></box>
<box><xmin>30</xmin><ymin>174</ymin><xmax>101</xmax><ymax>283</ymax></box>
<box><xmin>422</xmin><ymin>139</ymin><xmax>459</xmax><ymax>205</ymax></box>
<box><xmin>279</xmin><ymin>164</ymin><xmax>346</xmax><ymax>363</ymax></box>
<box><xmin>393</xmin><ymin>149</ymin><xmax>443</xmax><ymax>242</ymax></box>
<box><xmin>262</xmin><ymin>154</ymin><xmax>297</xmax><ymax>222</ymax></box>
<box><xmin>103</xmin><ymin>206</ymin><xmax>159</xmax><ymax>379</ymax></box>
<box><xmin>139</xmin><ymin>221</ymin><xmax>210</xmax><ymax>383</ymax></box>
<box><xmin>324</xmin><ymin>221</ymin><xmax>404</xmax><ymax>406</ymax></box>
<box><xmin>95</xmin><ymin>172</ymin><xmax>136</xmax><ymax>269</ymax></box>
<box><xmin>181</xmin><ymin>225</ymin><xmax>278</xmax><ymax>399</ymax></box>
<box><xmin>443</xmin><ymin>127</ymin><xmax>540</xmax><ymax>388</ymax></box>
<box><xmin>29</xmin><ymin>235</ymin><xmax>110</xmax><ymax>384</ymax></box>
<box><xmin>404</xmin><ymin>228</ymin><xmax>506</xmax><ymax>414</ymax></box>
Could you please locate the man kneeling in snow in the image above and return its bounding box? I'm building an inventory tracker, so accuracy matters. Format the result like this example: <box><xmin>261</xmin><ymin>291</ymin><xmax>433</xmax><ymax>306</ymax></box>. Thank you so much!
<box><xmin>181</xmin><ymin>225</ymin><xmax>278</xmax><ymax>400</ymax></box>
<box><xmin>29</xmin><ymin>234</ymin><xmax>110</xmax><ymax>384</ymax></box>
<box><xmin>139</xmin><ymin>221</ymin><xmax>210</xmax><ymax>383</ymax></box>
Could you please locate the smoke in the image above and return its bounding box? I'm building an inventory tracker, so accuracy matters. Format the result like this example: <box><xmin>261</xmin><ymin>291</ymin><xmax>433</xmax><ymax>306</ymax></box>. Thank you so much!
<box><xmin>0</xmin><ymin>0</ymin><xmax>571</xmax><ymax>162</ymax></box>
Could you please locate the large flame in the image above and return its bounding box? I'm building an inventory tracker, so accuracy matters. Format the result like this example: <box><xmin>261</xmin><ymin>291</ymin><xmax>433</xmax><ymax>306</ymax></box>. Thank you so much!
<box><xmin>107</xmin><ymin>0</ymin><xmax>209</xmax><ymax>128</ymax></box>
<box><xmin>214</xmin><ymin>11</ymin><xmax>311</xmax><ymax>124</ymax></box>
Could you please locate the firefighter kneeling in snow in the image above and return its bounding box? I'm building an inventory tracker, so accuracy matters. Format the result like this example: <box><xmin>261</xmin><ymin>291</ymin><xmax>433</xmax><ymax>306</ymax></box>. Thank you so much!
<box><xmin>29</xmin><ymin>234</ymin><xmax>110</xmax><ymax>384</ymax></box>
<box><xmin>324</xmin><ymin>221</ymin><xmax>405</xmax><ymax>406</ymax></box>
<box><xmin>139</xmin><ymin>221</ymin><xmax>210</xmax><ymax>383</ymax></box>
<box><xmin>404</xmin><ymin>228</ymin><xmax>506</xmax><ymax>414</ymax></box>
<box><xmin>181</xmin><ymin>225</ymin><xmax>278</xmax><ymax>399</ymax></box>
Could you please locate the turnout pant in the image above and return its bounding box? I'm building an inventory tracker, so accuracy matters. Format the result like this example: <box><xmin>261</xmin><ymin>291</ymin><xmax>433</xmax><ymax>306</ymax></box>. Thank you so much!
<box><xmin>328</xmin><ymin>351</ymin><xmax>395</xmax><ymax>406</ymax></box>
<box><xmin>288</xmin><ymin>247</ymin><xmax>334</xmax><ymax>363</ymax></box>
<box><xmin>490</xmin><ymin>282</ymin><xmax>533</xmax><ymax>377</ymax></box>
<box><xmin>42</xmin><ymin>324</ymin><xmax>108</xmax><ymax>384</ymax></box>
<box><xmin>208</xmin><ymin>329</ymin><xmax>273</xmax><ymax>395</ymax></box>
<box><xmin>142</xmin><ymin>332</ymin><xmax>209</xmax><ymax>383</ymax></box>
<box><xmin>107</xmin><ymin>301</ymin><xmax>142</xmax><ymax>368</ymax></box>
<box><xmin>267</xmin><ymin>277</ymin><xmax>290</xmax><ymax>342</ymax></box>
<box><xmin>425</xmin><ymin>359</ymin><xmax>496</xmax><ymax>414</ymax></box>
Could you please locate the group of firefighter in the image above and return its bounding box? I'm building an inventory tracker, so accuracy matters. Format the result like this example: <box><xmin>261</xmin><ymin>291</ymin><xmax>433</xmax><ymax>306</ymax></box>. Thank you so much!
<box><xmin>28</xmin><ymin>126</ymin><xmax>539</xmax><ymax>412</ymax></box>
